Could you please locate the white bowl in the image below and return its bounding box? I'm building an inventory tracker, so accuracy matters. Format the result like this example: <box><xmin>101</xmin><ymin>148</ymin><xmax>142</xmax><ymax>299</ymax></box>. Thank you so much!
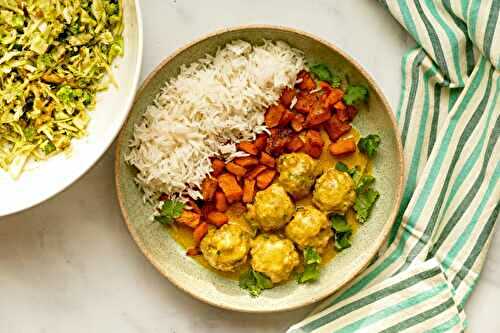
<box><xmin>0</xmin><ymin>1</ymin><xmax>143</xmax><ymax>217</ymax></box>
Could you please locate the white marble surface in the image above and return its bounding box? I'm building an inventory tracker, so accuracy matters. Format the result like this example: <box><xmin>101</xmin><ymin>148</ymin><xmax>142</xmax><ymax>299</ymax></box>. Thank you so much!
<box><xmin>1</xmin><ymin>0</ymin><xmax>498</xmax><ymax>332</ymax></box>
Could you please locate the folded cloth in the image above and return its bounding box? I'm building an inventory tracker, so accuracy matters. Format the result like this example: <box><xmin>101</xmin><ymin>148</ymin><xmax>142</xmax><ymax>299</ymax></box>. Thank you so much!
<box><xmin>290</xmin><ymin>0</ymin><xmax>499</xmax><ymax>332</ymax></box>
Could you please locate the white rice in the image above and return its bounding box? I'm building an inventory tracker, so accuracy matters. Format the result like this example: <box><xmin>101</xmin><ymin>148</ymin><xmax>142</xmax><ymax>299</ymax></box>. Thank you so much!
<box><xmin>126</xmin><ymin>40</ymin><xmax>305</xmax><ymax>205</ymax></box>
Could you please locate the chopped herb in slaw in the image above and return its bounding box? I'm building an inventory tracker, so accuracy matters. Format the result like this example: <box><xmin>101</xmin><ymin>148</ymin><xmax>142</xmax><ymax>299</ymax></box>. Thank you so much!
<box><xmin>0</xmin><ymin>0</ymin><xmax>124</xmax><ymax>178</ymax></box>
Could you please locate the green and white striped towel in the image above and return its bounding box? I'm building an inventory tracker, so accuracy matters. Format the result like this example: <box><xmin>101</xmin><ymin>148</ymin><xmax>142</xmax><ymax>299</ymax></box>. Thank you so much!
<box><xmin>289</xmin><ymin>0</ymin><xmax>499</xmax><ymax>332</ymax></box>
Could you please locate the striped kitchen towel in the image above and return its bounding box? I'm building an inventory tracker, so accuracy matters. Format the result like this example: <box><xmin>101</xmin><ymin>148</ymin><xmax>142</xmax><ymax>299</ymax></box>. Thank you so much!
<box><xmin>290</xmin><ymin>0</ymin><xmax>499</xmax><ymax>332</ymax></box>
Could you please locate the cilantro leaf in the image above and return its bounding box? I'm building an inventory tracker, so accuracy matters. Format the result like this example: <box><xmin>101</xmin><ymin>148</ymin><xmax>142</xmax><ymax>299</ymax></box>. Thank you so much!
<box><xmin>358</xmin><ymin>134</ymin><xmax>381</xmax><ymax>158</ymax></box>
<box><xmin>356</xmin><ymin>175</ymin><xmax>375</xmax><ymax>193</ymax></box>
<box><xmin>354</xmin><ymin>188</ymin><xmax>380</xmax><ymax>223</ymax></box>
<box><xmin>330</xmin><ymin>214</ymin><xmax>352</xmax><ymax>233</ymax></box>
<box><xmin>297</xmin><ymin>263</ymin><xmax>320</xmax><ymax>284</ymax></box>
<box><xmin>335</xmin><ymin>231</ymin><xmax>352</xmax><ymax>251</ymax></box>
<box><xmin>343</xmin><ymin>85</ymin><xmax>369</xmax><ymax>105</ymax></box>
<box><xmin>335</xmin><ymin>161</ymin><xmax>350</xmax><ymax>173</ymax></box>
<box><xmin>154</xmin><ymin>200</ymin><xmax>185</xmax><ymax>225</ymax></box>
<box><xmin>303</xmin><ymin>247</ymin><xmax>321</xmax><ymax>265</ymax></box>
<box><xmin>297</xmin><ymin>247</ymin><xmax>322</xmax><ymax>284</ymax></box>
<box><xmin>330</xmin><ymin>214</ymin><xmax>353</xmax><ymax>251</ymax></box>
<box><xmin>310</xmin><ymin>64</ymin><xmax>331</xmax><ymax>82</ymax></box>
<box><xmin>309</xmin><ymin>64</ymin><xmax>342</xmax><ymax>87</ymax></box>
<box><xmin>239</xmin><ymin>268</ymin><xmax>273</xmax><ymax>297</ymax></box>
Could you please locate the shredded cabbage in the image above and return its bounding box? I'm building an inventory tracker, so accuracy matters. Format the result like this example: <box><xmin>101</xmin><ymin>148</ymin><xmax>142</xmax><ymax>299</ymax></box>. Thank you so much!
<box><xmin>0</xmin><ymin>0</ymin><xmax>124</xmax><ymax>178</ymax></box>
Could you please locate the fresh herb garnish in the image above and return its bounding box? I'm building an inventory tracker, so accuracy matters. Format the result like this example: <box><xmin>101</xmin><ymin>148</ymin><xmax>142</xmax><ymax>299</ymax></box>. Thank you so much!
<box><xmin>335</xmin><ymin>161</ymin><xmax>350</xmax><ymax>173</ymax></box>
<box><xmin>358</xmin><ymin>134</ymin><xmax>381</xmax><ymax>158</ymax></box>
<box><xmin>330</xmin><ymin>214</ymin><xmax>352</xmax><ymax>233</ymax></box>
<box><xmin>239</xmin><ymin>268</ymin><xmax>273</xmax><ymax>297</ymax></box>
<box><xmin>356</xmin><ymin>174</ymin><xmax>375</xmax><ymax>193</ymax></box>
<box><xmin>336</xmin><ymin>162</ymin><xmax>380</xmax><ymax>223</ymax></box>
<box><xmin>154</xmin><ymin>199</ymin><xmax>185</xmax><ymax>225</ymax></box>
<box><xmin>343</xmin><ymin>85</ymin><xmax>369</xmax><ymax>105</ymax></box>
<box><xmin>304</xmin><ymin>247</ymin><xmax>321</xmax><ymax>265</ymax></box>
<box><xmin>330</xmin><ymin>214</ymin><xmax>353</xmax><ymax>251</ymax></box>
<box><xmin>309</xmin><ymin>64</ymin><xmax>342</xmax><ymax>87</ymax></box>
<box><xmin>297</xmin><ymin>247</ymin><xmax>321</xmax><ymax>284</ymax></box>
<box><xmin>336</xmin><ymin>162</ymin><xmax>376</xmax><ymax>193</ymax></box>
<box><xmin>354</xmin><ymin>188</ymin><xmax>380</xmax><ymax>223</ymax></box>
<box><xmin>335</xmin><ymin>232</ymin><xmax>352</xmax><ymax>251</ymax></box>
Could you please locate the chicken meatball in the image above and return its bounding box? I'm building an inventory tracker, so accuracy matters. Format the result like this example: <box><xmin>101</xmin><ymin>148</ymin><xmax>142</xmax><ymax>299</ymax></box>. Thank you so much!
<box><xmin>277</xmin><ymin>153</ymin><xmax>319</xmax><ymax>199</ymax></box>
<box><xmin>250</xmin><ymin>234</ymin><xmax>300</xmax><ymax>283</ymax></box>
<box><xmin>246</xmin><ymin>184</ymin><xmax>295</xmax><ymax>231</ymax></box>
<box><xmin>285</xmin><ymin>206</ymin><xmax>332</xmax><ymax>253</ymax></box>
<box><xmin>200</xmin><ymin>224</ymin><xmax>250</xmax><ymax>272</ymax></box>
<box><xmin>313</xmin><ymin>168</ymin><xmax>356</xmax><ymax>213</ymax></box>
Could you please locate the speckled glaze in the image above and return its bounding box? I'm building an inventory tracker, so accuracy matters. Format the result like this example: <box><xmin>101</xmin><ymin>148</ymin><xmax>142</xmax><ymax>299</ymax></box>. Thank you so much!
<box><xmin>115</xmin><ymin>26</ymin><xmax>404</xmax><ymax>313</ymax></box>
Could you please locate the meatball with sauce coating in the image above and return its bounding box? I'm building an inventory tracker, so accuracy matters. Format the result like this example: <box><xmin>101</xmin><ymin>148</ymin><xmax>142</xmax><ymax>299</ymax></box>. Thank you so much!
<box><xmin>277</xmin><ymin>153</ymin><xmax>319</xmax><ymax>199</ymax></box>
<box><xmin>313</xmin><ymin>168</ymin><xmax>356</xmax><ymax>213</ymax></box>
<box><xmin>200</xmin><ymin>224</ymin><xmax>250</xmax><ymax>272</ymax></box>
<box><xmin>250</xmin><ymin>234</ymin><xmax>300</xmax><ymax>283</ymax></box>
<box><xmin>246</xmin><ymin>184</ymin><xmax>295</xmax><ymax>231</ymax></box>
<box><xmin>285</xmin><ymin>206</ymin><xmax>333</xmax><ymax>253</ymax></box>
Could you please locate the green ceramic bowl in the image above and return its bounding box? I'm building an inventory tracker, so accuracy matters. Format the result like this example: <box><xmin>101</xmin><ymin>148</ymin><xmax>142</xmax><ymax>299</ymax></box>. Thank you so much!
<box><xmin>115</xmin><ymin>25</ymin><xmax>404</xmax><ymax>313</ymax></box>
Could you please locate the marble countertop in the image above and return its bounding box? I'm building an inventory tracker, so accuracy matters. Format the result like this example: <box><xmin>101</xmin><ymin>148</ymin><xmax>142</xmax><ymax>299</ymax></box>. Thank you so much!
<box><xmin>1</xmin><ymin>1</ymin><xmax>498</xmax><ymax>332</ymax></box>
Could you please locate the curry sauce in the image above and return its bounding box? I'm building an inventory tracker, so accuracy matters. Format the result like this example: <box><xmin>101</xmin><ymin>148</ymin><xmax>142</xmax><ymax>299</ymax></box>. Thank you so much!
<box><xmin>168</xmin><ymin>127</ymin><xmax>368</xmax><ymax>281</ymax></box>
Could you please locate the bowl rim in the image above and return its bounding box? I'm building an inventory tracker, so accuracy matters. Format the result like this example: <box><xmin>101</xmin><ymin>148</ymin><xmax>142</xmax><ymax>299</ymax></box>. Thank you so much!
<box><xmin>0</xmin><ymin>0</ymin><xmax>144</xmax><ymax>217</ymax></box>
<box><xmin>115</xmin><ymin>24</ymin><xmax>405</xmax><ymax>313</ymax></box>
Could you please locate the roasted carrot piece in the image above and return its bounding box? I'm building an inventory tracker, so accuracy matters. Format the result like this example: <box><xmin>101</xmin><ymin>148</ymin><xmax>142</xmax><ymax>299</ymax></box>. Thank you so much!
<box><xmin>234</xmin><ymin>156</ymin><xmax>258</xmax><ymax>168</ymax></box>
<box><xmin>201</xmin><ymin>202</ymin><xmax>215</xmax><ymax>220</ymax></box>
<box><xmin>302</xmin><ymin>130</ymin><xmax>324</xmax><ymax>159</ymax></box>
<box><xmin>336</xmin><ymin>108</ymin><xmax>350</xmax><ymax>122</ymax></box>
<box><xmin>259</xmin><ymin>152</ymin><xmax>275</xmax><ymax>167</ymax></box>
<box><xmin>214</xmin><ymin>191</ymin><xmax>228</xmax><ymax>212</ymax></box>
<box><xmin>217</xmin><ymin>173</ymin><xmax>243</xmax><ymax>203</ymax></box>
<box><xmin>256</xmin><ymin>169</ymin><xmax>277</xmax><ymax>190</ymax></box>
<box><xmin>280</xmin><ymin>87</ymin><xmax>296</xmax><ymax>108</ymax></box>
<box><xmin>211</xmin><ymin>159</ymin><xmax>226</xmax><ymax>177</ymax></box>
<box><xmin>193</xmin><ymin>223</ymin><xmax>209</xmax><ymax>244</ymax></box>
<box><xmin>226</xmin><ymin>162</ymin><xmax>247</xmax><ymax>177</ymax></box>
<box><xmin>297</xmin><ymin>70</ymin><xmax>316</xmax><ymax>91</ymax></box>
<box><xmin>294</xmin><ymin>92</ymin><xmax>319</xmax><ymax>114</ymax></box>
<box><xmin>207</xmin><ymin>211</ymin><xmax>229</xmax><ymax>227</ymax></box>
<box><xmin>246</xmin><ymin>164</ymin><xmax>267</xmax><ymax>180</ymax></box>
<box><xmin>237</xmin><ymin>141</ymin><xmax>258</xmax><ymax>155</ymax></box>
<box><xmin>265</xmin><ymin>104</ymin><xmax>286</xmax><ymax>128</ymax></box>
<box><xmin>306</xmin><ymin>130</ymin><xmax>324</xmax><ymax>148</ymax></box>
<box><xmin>187</xmin><ymin>199</ymin><xmax>201</xmax><ymax>214</ymax></box>
<box><xmin>303</xmin><ymin>140</ymin><xmax>323</xmax><ymax>159</ymax></box>
<box><xmin>186</xmin><ymin>247</ymin><xmax>201</xmax><ymax>256</ymax></box>
<box><xmin>242</xmin><ymin>179</ymin><xmax>256</xmax><ymax>203</ymax></box>
<box><xmin>254</xmin><ymin>133</ymin><xmax>268</xmax><ymax>151</ymax></box>
<box><xmin>329</xmin><ymin>138</ymin><xmax>357</xmax><ymax>156</ymax></box>
<box><xmin>266</xmin><ymin>128</ymin><xmax>292</xmax><ymax>156</ymax></box>
<box><xmin>201</xmin><ymin>177</ymin><xmax>218</xmax><ymax>201</ymax></box>
<box><xmin>291</xmin><ymin>113</ymin><xmax>305</xmax><ymax>132</ymax></box>
<box><xmin>176</xmin><ymin>210</ymin><xmax>201</xmax><ymax>228</ymax></box>
<box><xmin>287</xmin><ymin>136</ymin><xmax>305</xmax><ymax>152</ymax></box>
<box><xmin>322</xmin><ymin>88</ymin><xmax>344</xmax><ymax>109</ymax></box>
<box><xmin>346</xmin><ymin>105</ymin><xmax>358</xmax><ymax>121</ymax></box>
<box><xmin>324</xmin><ymin>114</ymin><xmax>352</xmax><ymax>141</ymax></box>
<box><xmin>318</xmin><ymin>81</ymin><xmax>332</xmax><ymax>92</ymax></box>
<box><xmin>334</xmin><ymin>100</ymin><xmax>346</xmax><ymax>111</ymax></box>
<box><xmin>279</xmin><ymin>109</ymin><xmax>295</xmax><ymax>127</ymax></box>
<box><xmin>305</xmin><ymin>104</ymin><xmax>331</xmax><ymax>127</ymax></box>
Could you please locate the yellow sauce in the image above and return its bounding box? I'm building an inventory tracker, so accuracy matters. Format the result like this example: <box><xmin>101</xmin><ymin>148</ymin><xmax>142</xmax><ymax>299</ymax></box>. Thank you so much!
<box><xmin>168</xmin><ymin>128</ymin><xmax>367</xmax><ymax>281</ymax></box>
